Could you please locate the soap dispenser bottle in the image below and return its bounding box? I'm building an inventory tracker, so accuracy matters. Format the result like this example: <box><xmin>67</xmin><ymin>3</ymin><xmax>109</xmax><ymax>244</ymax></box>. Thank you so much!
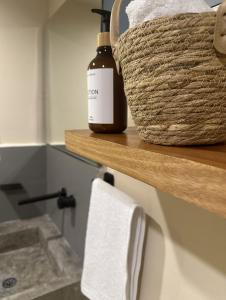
<box><xmin>87</xmin><ymin>9</ymin><xmax>127</xmax><ymax>133</ymax></box>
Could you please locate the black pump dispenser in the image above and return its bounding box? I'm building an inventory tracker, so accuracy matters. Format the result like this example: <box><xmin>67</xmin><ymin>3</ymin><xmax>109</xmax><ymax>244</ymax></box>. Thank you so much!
<box><xmin>91</xmin><ymin>9</ymin><xmax>111</xmax><ymax>32</ymax></box>
<box><xmin>87</xmin><ymin>7</ymin><xmax>127</xmax><ymax>133</ymax></box>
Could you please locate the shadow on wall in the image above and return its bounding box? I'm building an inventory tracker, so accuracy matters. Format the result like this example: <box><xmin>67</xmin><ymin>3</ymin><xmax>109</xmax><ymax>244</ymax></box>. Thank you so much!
<box><xmin>157</xmin><ymin>190</ymin><xmax>226</xmax><ymax>299</ymax></box>
<box><xmin>0</xmin><ymin>147</ymin><xmax>46</xmax><ymax>222</ymax></box>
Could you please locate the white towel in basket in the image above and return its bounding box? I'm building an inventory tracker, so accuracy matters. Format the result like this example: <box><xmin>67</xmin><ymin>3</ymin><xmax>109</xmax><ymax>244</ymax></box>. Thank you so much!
<box><xmin>126</xmin><ymin>0</ymin><xmax>212</xmax><ymax>28</ymax></box>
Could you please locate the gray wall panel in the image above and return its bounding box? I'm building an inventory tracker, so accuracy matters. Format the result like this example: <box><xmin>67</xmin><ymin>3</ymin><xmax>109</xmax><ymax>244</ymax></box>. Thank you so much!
<box><xmin>46</xmin><ymin>146</ymin><xmax>100</xmax><ymax>259</ymax></box>
<box><xmin>0</xmin><ymin>145</ymin><xmax>100</xmax><ymax>260</ymax></box>
<box><xmin>206</xmin><ymin>0</ymin><xmax>222</xmax><ymax>7</ymax></box>
<box><xmin>0</xmin><ymin>146</ymin><xmax>47</xmax><ymax>222</ymax></box>
<box><xmin>103</xmin><ymin>0</ymin><xmax>129</xmax><ymax>33</ymax></box>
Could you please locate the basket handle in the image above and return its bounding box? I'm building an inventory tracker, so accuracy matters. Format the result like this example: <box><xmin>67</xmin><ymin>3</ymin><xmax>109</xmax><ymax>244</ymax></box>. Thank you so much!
<box><xmin>214</xmin><ymin>0</ymin><xmax>226</xmax><ymax>54</ymax></box>
<box><xmin>110</xmin><ymin>0</ymin><xmax>123</xmax><ymax>73</ymax></box>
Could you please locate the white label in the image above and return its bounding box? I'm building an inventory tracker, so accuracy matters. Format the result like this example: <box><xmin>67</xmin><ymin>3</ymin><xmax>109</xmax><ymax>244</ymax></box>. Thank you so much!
<box><xmin>87</xmin><ymin>68</ymin><xmax>113</xmax><ymax>124</ymax></box>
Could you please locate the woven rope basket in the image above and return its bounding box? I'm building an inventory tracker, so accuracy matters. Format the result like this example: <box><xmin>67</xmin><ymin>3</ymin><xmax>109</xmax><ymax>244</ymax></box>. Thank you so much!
<box><xmin>110</xmin><ymin>0</ymin><xmax>226</xmax><ymax>145</ymax></box>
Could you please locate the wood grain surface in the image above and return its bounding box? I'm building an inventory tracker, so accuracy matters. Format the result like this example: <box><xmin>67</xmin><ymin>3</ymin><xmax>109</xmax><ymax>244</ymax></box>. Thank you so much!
<box><xmin>65</xmin><ymin>128</ymin><xmax>226</xmax><ymax>219</ymax></box>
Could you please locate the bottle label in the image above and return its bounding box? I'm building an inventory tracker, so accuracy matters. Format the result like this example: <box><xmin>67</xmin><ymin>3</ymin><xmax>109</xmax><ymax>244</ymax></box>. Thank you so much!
<box><xmin>87</xmin><ymin>68</ymin><xmax>113</xmax><ymax>124</ymax></box>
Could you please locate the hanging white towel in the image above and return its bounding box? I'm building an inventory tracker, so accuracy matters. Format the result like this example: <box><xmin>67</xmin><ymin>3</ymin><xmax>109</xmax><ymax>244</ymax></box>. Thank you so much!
<box><xmin>81</xmin><ymin>178</ymin><xmax>146</xmax><ymax>300</ymax></box>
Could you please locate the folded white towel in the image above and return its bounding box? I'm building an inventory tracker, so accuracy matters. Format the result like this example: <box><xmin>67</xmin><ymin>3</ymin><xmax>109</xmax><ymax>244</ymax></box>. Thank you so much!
<box><xmin>81</xmin><ymin>178</ymin><xmax>146</xmax><ymax>300</ymax></box>
<box><xmin>126</xmin><ymin>0</ymin><xmax>212</xmax><ymax>28</ymax></box>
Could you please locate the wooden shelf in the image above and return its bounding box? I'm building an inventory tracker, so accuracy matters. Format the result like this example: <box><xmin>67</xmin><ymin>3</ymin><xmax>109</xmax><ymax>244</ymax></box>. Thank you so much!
<box><xmin>65</xmin><ymin>128</ymin><xmax>226</xmax><ymax>218</ymax></box>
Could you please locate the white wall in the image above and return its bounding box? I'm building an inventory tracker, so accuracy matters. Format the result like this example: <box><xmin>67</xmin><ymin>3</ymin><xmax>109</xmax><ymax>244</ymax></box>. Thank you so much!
<box><xmin>0</xmin><ymin>0</ymin><xmax>48</xmax><ymax>145</ymax></box>
<box><xmin>49</xmin><ymin>0</ymin><xmax>66</xmax><ymax>17</ymax></box>
<box><xmin>0</xmin><ymin>0</ymin><xmax>120</xmax><ymax>145</ymax></box>
<box><xmin>46</xmin><ymin>0</ymin><xmax>101</xmax><ymax>144</ymax></box>
<box><xmin>109</xmin><ymin>168</ymin><xmax>226</xmax><ymax>300</ymax></box>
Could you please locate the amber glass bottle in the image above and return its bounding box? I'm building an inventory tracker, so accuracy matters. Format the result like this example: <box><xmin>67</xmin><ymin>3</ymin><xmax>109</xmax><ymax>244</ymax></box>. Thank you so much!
<box><xmin>87</xmin><ymin>9</ymin><xmax>127</xmax><ymax>133</ymax></box>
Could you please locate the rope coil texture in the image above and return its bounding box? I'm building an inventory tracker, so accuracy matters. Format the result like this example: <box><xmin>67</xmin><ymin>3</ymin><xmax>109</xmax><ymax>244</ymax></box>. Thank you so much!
<box><xmin>113</xmin><ymin>12</ymin><xmax>226</xmax><ymax>145</ymax></box>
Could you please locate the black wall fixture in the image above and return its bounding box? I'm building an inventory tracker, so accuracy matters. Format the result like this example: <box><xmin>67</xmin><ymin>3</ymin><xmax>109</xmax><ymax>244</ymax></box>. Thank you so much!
<box><xmin>18</xmin><ymin>188</ymin><xmax>76</xmax><ymax>210</ymax></box>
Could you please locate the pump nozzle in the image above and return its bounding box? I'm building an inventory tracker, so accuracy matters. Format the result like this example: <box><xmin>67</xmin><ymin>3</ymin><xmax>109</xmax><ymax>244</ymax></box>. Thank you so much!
<box><xmin>91</xmin><ymin>9</ymin><xmax>111</xmax><ymax>32</ymax></box>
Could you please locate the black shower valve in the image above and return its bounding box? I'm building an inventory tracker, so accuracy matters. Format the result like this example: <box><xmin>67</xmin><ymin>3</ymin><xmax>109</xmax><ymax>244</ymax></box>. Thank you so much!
<box><xmin>18</xmin><ymin>188</ymin><xmax>76</xmax><ymax>210</ymax></box>
<box><xmin>57</xmin><ymin>194</ymin><xmax>76</xmax><ymax>210</ymax></box>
